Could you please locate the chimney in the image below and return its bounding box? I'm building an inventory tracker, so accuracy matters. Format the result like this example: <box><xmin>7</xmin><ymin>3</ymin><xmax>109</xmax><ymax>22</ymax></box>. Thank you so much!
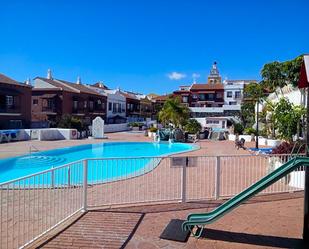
<box><xmin>76</xmin><ymin>76</ymin><xmax>81</xmax><ymax>84</ymax></box>
<box><xmin>25</xmin><ymin>78</ymin><xmax>31</xmax><ymax>85</ymax></box>
<box><xmin>47</xmin><ymin>69</ymin><xmax>52</xmax><ymax>79</ymax></box>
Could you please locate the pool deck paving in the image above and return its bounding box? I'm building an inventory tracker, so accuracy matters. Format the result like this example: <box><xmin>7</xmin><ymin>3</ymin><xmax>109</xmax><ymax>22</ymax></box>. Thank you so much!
<box><xmin>0</xmin><ymin>131</ymin><xmax>256</xmax><ymax>159</ymax></box>
<box><xmin>0</xmin><ymin>132</ymin><xmax>305</xmax><ymax>249</ymax></box>
<box><xmin>39</xmin><ymin>192</ymin><xmax>306</xmax><ymax>249</ymax></box>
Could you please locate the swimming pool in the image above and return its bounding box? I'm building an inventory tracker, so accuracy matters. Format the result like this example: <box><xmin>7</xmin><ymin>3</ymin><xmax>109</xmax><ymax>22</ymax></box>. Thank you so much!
<box><xmin>0</xmin><ymin>142</ymin><xmax>197</xmax><ymax>184</ymax></box>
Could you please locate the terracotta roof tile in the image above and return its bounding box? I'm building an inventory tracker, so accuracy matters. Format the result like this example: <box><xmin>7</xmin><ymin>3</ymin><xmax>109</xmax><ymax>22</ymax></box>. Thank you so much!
<box><xmin>35</xmin><ymin>77</ymin><xmax>78</xmax><ymax>93</ymax></box>
<box><xmin>153</xmin><ymin>94</ymin><xmax>173</xmax><ymax>101</ymax></box>
<box><xmin>56</xmin><ymin>79</ymin><xmax>103</xmax><ymax>96</ymax></box>
<box><xmin>120</xmin><ymin>91</ymin><xmax>139</xmax><ymax>100</ymax></box>
<box><xmin>190</xmin><ymin>83</ymin><xmax>224</xmax><ymax>90</ymax></box>
<box><xmin>0</xmin><ymin>73</ymin><xmax>31</xmax><ymax>87</ymax></box>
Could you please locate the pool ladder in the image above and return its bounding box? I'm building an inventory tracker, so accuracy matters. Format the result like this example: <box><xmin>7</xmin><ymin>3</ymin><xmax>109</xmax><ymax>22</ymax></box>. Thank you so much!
<box><xmin>29</xmin><ymin>145</ymin><xmax>40</xmax><ymax>154</ymax></box>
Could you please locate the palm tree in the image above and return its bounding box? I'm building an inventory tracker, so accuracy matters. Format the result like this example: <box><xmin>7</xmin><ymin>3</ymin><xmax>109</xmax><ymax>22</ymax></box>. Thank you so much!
<box><xmin>158</xmin><ymin>97</ymin><xmax>189</xmax><ymax>128</ymax></box>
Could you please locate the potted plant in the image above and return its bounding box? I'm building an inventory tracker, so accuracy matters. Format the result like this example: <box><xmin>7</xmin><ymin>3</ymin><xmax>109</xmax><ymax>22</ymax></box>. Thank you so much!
<box><xmin>244</xmin><ymin>127</ymin><xmax>256</xmax><ymax>142</ymax></box>
<box><xmin>258</xmin><ymin>129</ymin><xmax>268</xmax><ymax>146</ymax></box>
<box><xmin>129</xmin><ymin>122</ymin><xmax>140</xmax><ymax>131</ymax></box>
<box><xmin>184</xmin><ymin>119</ymin><xmax>202</xmax><ymax>139</ymax></box>
<box><xmin>148</xmin><ymin>127</ymin><xmax>158</xmax><ymax>138</ymax></box>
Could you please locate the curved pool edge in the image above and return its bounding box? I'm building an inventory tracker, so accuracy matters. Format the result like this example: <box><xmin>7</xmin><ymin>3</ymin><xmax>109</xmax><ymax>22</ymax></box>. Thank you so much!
<box><xmin>0</xmin><ymin>141</ymin><xmax>198</xmax><ymax>185</ymax></box>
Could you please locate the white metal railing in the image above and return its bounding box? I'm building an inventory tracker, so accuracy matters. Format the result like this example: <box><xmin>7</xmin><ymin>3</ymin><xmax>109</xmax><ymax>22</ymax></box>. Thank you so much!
<box><xmin>0</xmin><ymin>153</ymin><xmax>306</xmax><ymax>248</ymax></box>
<box><xmin>189</xmin><ymin>105</ymin><xmax>241</xmax><ymax>113</ymax></box>
<box><xmin>0</xmin><ymin>160</ymin><xmax>85</xmax><ymax>249</ymax></box>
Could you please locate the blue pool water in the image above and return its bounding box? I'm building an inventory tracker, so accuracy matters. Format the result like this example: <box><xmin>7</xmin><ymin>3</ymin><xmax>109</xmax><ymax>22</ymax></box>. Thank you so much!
<box><xmin>0</xmin><ymin>142</ymin><xmax>197</xmax><ymax>184</ymax></box>
<box><xmin>249</xmin><ymin>147</ymin><xmax>273</xmax><ymax>154</ymax></box>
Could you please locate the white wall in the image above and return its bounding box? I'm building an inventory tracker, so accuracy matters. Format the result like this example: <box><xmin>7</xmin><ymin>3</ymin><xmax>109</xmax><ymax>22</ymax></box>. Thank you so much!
<box><xmin>105</xmin><ymin>90</ymin><xmax>126</xmax><ymax>118</ymax></box>
<box><xmin>205</xmin><ymin>118</ymin><xmax>227</xmax><ymax>129</ymax></box>
<box><xmin>224</xmin><ymin>82</ymin><xmax>244</xmax><ymax>105</ymax></box>
<box><xmin>16</xmin><ymin>128</ymin><xmax>78</xmax><ymax>141</ymax></box>
<box><xmin>104</xmin><ymin>123</ymin><xmax>130</xmax><ymax>133</ymax></box>
<box><xmin>192</xmin><ymin>117</ymin><xmax>227</xmax><ymax>130</ymax></box>
<box><xmin>190</xmin><ymin>104</ymin><xmax>241</xmax><ymax>113</ymax></box>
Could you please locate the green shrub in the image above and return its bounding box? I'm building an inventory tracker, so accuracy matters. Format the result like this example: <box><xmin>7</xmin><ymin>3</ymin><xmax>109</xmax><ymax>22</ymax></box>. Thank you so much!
<box><xmin>184</xmin><ymin>119</ymin><xmax>202</xmax><ymax>134</ymax></box>
<box><xmin>234</xmin><ymin>123</ymin><xmax>244</xmax><ymax>135</ymax></box>
<box><xmin>129</xmin><ymin>122</ymin><xmax>139</xmax><ymax>127</ymax></box>
<box><xmin>57</xmin><ymin>114</ymin><xmax>85</xmax><ymax>131</ymax></box>
<box><xmin>149</xmin><ymin>127</ymin><xmax>158</xmax><ymax>132</ymax></box>
<box><xmin>244</xmin><ymin>127</ymin><xmax>256</xmax><ymax>135</ymax></box>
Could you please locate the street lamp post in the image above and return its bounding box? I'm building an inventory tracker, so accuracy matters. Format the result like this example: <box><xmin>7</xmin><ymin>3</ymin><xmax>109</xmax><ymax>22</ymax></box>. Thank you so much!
<box><xmin>303</xmin><ymin>86</ymin><xmax>309</xmax><ymax>241</ymax></box>
<box><xmin>255</xmin><ymin>100</ymin><xmax>259</xmax><ymax>149</ymax></box>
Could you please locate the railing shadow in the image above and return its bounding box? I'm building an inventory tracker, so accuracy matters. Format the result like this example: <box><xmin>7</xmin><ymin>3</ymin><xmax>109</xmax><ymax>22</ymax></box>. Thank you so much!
<box><xmin>200</xmin><ymin>228</ymin><xmax>305</xmax><ymax>248</ymax></box>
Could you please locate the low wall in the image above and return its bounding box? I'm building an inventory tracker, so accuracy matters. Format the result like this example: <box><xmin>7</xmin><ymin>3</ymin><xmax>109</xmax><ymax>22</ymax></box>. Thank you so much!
<box><xmin>104</xmin><ymin>123</ymin><xmax>130</xmax><ymax>133</ymax></box>
<box><xmin>38</xmin><ymin>128</ymin><xmax>78</xmax><ymax>141</ymax></box>
<box><xmin>13</xmin><ymin>128</ymin><xmax>78</xmax><ymax>141</ymax></box>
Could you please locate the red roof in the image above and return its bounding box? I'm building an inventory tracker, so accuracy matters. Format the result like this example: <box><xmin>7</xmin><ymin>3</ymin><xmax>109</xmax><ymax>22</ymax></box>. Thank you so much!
<box><xmin>120</xmin><ymin>91</ymin><xmax>139</xmax><ymax>100</ymax></box>
<box><xmin>190</xmin><ymin>83</ymin><xmax>224</xmax><ymax>90</ymax></box>
<box><xmin>153</xmin><ymin>94</ymin><xmax>173</xmax><ymax>101</ymax></box>
<box><xmin>35</xmin><ymin>77</ymin><xmax>78</xmax><ymax>93</ymax></box>
<box><xmin>0</xmin><ymin>73</ymin><xmax>31</xmax><ymax>87</ymax></box>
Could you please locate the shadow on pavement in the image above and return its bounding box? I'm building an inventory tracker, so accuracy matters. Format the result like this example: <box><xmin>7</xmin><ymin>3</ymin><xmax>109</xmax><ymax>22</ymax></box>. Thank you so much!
<box><xmin>201</xmin><ymin>228</ymin><xmax>305</xmax><ymax>248</ymax></box>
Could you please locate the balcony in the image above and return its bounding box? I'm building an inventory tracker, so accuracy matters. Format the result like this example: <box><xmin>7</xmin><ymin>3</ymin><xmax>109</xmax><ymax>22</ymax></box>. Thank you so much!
<box><xmin>189</xmin><ymin>104</ymin><xmax>241</xmax><ymax>113</ymax></box>
<box><xmin>0</xmin><ymin>105</ymin><xmax>21</xmax><ymax>115</ymax></box>
<box><xmin>42</xmin><ymin>106</ymin><xmax>56</xmax><ymax>113</ymax></box>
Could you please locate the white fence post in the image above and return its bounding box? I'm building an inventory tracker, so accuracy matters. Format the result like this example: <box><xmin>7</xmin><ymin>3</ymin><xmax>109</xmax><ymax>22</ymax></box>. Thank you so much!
<box><xmin>68</xmin><ymin>167</ymin><xmax>71</xmax><ymax>187</ymax></box>
<box><xmin>181</xmin><ymin>157</ymin><xmax>188</xmax><ymax>203</ymax></box>
<box><xmin>82</xmin><ymin>160</ymin><xmax>88</xmax><ymax>212</ymax></box>
<box><xmin>215</xmin><ymin>156</ymin><xmax>221</xmax><ymax>200</ymax></box>
<box><xmin>51</xmin><ymin>167</ymin><xmax>55</xmax><ymax>188</ymax></box>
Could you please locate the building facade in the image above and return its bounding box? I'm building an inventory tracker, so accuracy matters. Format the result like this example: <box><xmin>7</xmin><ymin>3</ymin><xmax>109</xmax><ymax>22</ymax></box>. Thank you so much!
<box><xmin>120</xmin><ymin>91</ymin><xmax>141</xmax><ymax>121</ymax></box>
<box><xmin>173</xmin><ymin>62</ymin><xmax>256</xmax><ymax>130</ymax></box>
<box><xmin>0</xmin><ymin>73</ymin><xmax>32</xmax><ymax>129</ymax></box>
<box><xmin>32</xmin><ymin>71</ymin><xmax>107</xmax><ymax>126</ymax></box>
<box><xmin>88</xmin><ymin>83</ymin><xmax>127</xmax><ymax>124</ymax></box>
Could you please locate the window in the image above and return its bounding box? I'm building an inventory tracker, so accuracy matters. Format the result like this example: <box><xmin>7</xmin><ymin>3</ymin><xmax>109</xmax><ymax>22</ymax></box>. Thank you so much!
<box><xmin>84</xmin><ymin>101</ymin><xmax>87</xmax><ymax>108</ymax></box>
<box><xmin>33</xmin><ymin>99</ymin><xmax>38</xmax><ymax>105</ymax></box>
<box><xmin>47</xmin><ymin>99</ymin><xmax>54</xmax><ymax>109</ymax></box>
<box><xmin>206</xmin><ymin>120</ymin><xmax>220</xmax><ymax>124</ymax></box>
<box><xmin>227</xmin><ymin>91</ymin><xmax>232</xmax><ymax>98</ymax></box>
<box><xmin>113</xmin><ymin>103</ymin><xmax>117</xmax><ymax>112</ymax></box>
<box><xmin>6</xmin><ymin>96</ymin><xmax>13</xmax><ymax>107</ymax></box>
<box><xmin>182</xmin><ymin>96</ymin><xmax>188</xmax><ymax>103</ymax></box>
<box><xmin>109</xmin><ymin>102</ymin><xmax>112</xmax><ymax>111</ymax></box>
<box><xmin>89</xmin><ymin>101</ymin><xmax>94</xmax><ymax>110</ymax></box>
<box><xmin>235</xmin><ymin>91</ymin><xmax>241</xmax><ymax>99</ymax></box>
<box><xmin>192</xmin><ymin>94</ymin><xmax>198</xmax><ymax>99</ymax></box>
<box><xmin>207</xmin><ymin>93</ymin><xmax>214</xmax><ymax>100</ymax></box>
<box><xmin>229</xmin><ymin>101</ymin><xmax>237</xmax><ymax>105</ymax></box>
<box><xmin>216</xmin><ymin>93</ymin><xmax>223</xmax><ymax>99</ymax></box>
<box><xmin>73</xmin><ymin>100</ymin><xmax>78</xmax><ymax>110</ymax></box>
<box><xmin>199</xmin><ymin>94</ymin><xmax>206</xmax><ymax>101</ymax></box>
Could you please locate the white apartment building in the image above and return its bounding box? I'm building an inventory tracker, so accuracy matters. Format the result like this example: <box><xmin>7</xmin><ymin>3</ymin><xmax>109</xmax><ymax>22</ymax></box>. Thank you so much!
<box><xmin>87</xmin><ymin>85</ymin><xmax>126</xmax><ymax>124</ymax></box>
<box><xmin>223</xmin><ymin>79</ymin><xmax>245</xmax><ymax>106</ymax></box>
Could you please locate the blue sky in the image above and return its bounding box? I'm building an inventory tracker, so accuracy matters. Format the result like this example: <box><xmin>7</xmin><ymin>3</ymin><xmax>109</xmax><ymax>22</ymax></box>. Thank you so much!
<box><xmin>0</xmin><ymin>0</ymin><xmax>309</xmax><ymax>94</ymax></box>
